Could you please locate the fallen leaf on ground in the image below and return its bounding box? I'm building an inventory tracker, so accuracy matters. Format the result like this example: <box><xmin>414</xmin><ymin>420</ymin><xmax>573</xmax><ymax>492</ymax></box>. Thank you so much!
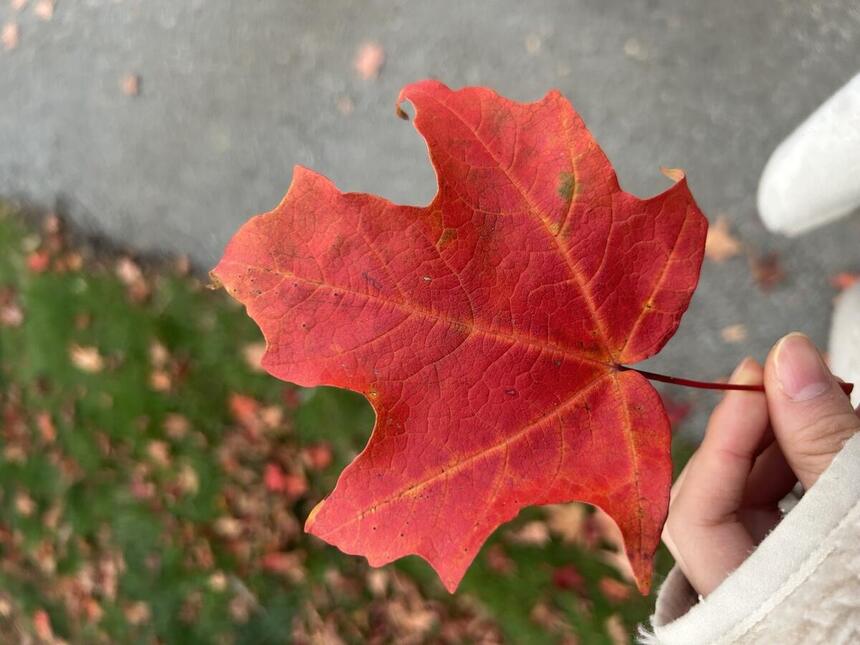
<box><xmin>146</xmin><ymin>440</ymin><xmax>170</xmax><ymax>467</ymax></box>
<box><xmin>263</xmin><ymin>463</ymin><xmax>289</xmax><ymax>492</ymax></box>
<box><xmin>720</xmin><ymin>323</ymin><xmax>747</xmax><ymax>343</ymax></box>
<box><xmin>301</xmin><ymin>442</ymin><xmax>333</xmax><ymax>471</ymax></box>
<box><xmin>120</xmin><ymin>73</ymin><xmax>141</xmax><ymax>97</ymax></box>
<box><xmin>149</xmin><ymin>341</ymin><xmax>169</xmax><ymax>367</ymax></box>
<box><xmin>176</xmin><ymin>463</ymin><xmax>199</xmax><ymax>495</ymax></box>
<box><xmin>545</xmin><ymin>503</ymin><xmax>587</xmax><ymax>544</ymax></box>
<box><xmin>261</xmin><ymin>551</ymin><xmax>305</xmax><ymax>582</ymax></box>
<box><xmin>229</xmin><ymin>393</ymin><xmax>262</xmax><ymax>435</ymax></box>
<box><xmin>32</xmin><ymin>609</ymin><xmax>54</xmax><ymax>641</ymax></box>
<box><xmin>0</xmin><ymin>300</ymin><xmax>23</xmax><ymax>327</ymax></box>
<box><xmin>605</xmin><ymin>613</ymin><xmax>628</xmax><ymax>645</ymax></box>
<box><xmin>163</xmin><ymin>413</ymin><xmax>190</xmax><ymax>439</ymax></box>
<box><xmin>26</xmin><ymin>249</ymin><xmax>50</xmax><ymax>272</ymax></box>
<box><xmin>366</xmin><ymin>569</ymin><xmax>389</xmax><ymax>596</ymax></box>
<box><xmin>15</xmin><ymin>492</ymin><xmax>35</xmax><ymax>516</ymax></box>
<box><xmin>36</xmin><ymin>412</ymin><xmax>56</xmax><ymax>443</ymax></box>
<box><xmin>116</xmin><ymin>257</ymin><xmax>150</xmax><ymax>301</ymax></box>
<box><xmin>242</xmin><ymin>342</ymin><xmax>266</xmax><ymax>372</ymax></box>
<box><xmin>599</xmin><ymin>576</ymin><xmax>632</xmax><ymax>602</ymax></box>
<box><xmin>484</xmin><ymin>544</ymin><xmax>515</xmax><ymax>574</ymax></box>
<box><xmin>34</xmin><ymin>0</ymin><xmax>53</xmax><ymax>20</ymax></box>
<box><xmin>208</xmin><ymin>571</ymin><xmax>228</xmax><ymax>592</ymax></box>
<box><xmin>749</xmin><ymin>252</ymin><xmax>785</xmax><ymax>291</ymax></box>
<box><xmin>506</xmin><ymin>520</ymin><xmax>550</xmax><ymax>546</ymax></box>
<box><xmin>2</xmin><ymin>22</ymin><xmax>19</xmax><ymax>51</ymax></box>
<box><xmin>124</xmin><ymin>601</ymin><xmax>151</xmax><ymax>626</ymax></box>
<box><xmin>353</xmin><ymin>42</ymin><xmax>384</xmax><ymax>80</ymax></box>
<box><xmin>830</xmin><ymin>271</ymin><xmax>860</xmax><ymax>291</ymax></box>
<box><xmin>704</xmin><ymin>215</ymin><xmax>741</xmax><ymax>262</ymax></box>
<box><xmin>69</xmin><ymin>344</ymin><xmax>105</xmax><ymax>373</ymax></box>
<box><xmin>214</xmin><ymin>517</ymin><xmax>243</xmax><ymax>540</ymax></box>
<box><xmin>552</xmin><ymin>564</ymin><xmax>585</xmax><ymax>593</ymax></box>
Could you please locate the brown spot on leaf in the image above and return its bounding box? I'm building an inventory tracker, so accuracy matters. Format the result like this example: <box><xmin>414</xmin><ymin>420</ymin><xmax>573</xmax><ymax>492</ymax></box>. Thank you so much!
<box><xmin>557</xmin><ymin>171</ymin><xmax>576</xmax><ymax>203</ymax></box>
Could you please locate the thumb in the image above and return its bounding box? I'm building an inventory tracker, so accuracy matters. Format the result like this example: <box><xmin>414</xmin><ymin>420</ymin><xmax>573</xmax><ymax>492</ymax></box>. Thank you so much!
<box><xmin>765</xmin><ymin>332</ymin><xmax>860</xmax><ymax>490</ymax></box>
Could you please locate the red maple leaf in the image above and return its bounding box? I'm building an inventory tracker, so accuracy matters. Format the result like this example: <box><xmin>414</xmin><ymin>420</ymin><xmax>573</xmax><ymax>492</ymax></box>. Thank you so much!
<box><xmin>213</xmin><ymin>80</ymin><xmax>708</xmax><ymax>594</ymax></box>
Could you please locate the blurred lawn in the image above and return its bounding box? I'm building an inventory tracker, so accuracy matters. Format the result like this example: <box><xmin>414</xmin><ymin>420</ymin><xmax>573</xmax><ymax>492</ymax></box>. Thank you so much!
<box><xmin>0</xmin><ymin>205</ymin><xmax>692</xmax><ymax>644</ymax></box>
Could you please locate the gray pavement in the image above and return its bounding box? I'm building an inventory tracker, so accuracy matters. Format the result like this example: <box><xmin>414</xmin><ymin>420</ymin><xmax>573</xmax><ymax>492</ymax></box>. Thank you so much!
<box><xmin>2</xmin><ymin>0</ymin><xmax>859</xmax><ymax>436</ymax></box>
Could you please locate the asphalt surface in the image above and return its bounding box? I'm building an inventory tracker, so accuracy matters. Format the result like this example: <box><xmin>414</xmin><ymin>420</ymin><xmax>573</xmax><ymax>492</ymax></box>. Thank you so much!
<box><xmin>2</xmin><ymin>0</ymin><xmax>859</xmax><ymax>436</ymax></box>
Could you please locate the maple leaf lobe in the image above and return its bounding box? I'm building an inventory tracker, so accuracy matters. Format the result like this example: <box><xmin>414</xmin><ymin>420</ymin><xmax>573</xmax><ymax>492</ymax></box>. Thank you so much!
<box><xmin>213</xmin><ymin>80</ymin><xmax>708</xmax><ymax>595</ymax></box>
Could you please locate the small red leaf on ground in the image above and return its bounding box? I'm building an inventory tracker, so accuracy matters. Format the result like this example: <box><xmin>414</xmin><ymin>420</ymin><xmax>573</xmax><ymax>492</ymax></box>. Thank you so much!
<box><xmin>750</xmin><ymin>252</ymin><xmax>785</xmax><ymax>291</ymax></box>
<box><xmin>26</xmin><ymin>249</ymin><xmax>50</xmax><ymax>272</ymax></box>
<box><xmin>261</xmin><ymin>551</ymin><xmax>305</xmax><ymax>582</ymax></box>
<box><xmin>214</xmin><ymin>81</ymin><xmax>708</xmax><ymax>594</ymax></box>
<box><xmin>264</xmin><ymin>463</ymin><xmax>307</xmax><ymax>498</ymax></box>
<box><xmin>263</xmin><ymin>463</ymin><xmax>288</xmax><ymax>492</ymax></box>
<box><xmin>32</xmin><ymin>609</ymin><xmax>54</xmax><ymax>640</ymax></box>
<box><xmin>552</xmin><ymin>564</ymin><xmax>585</xmax><ymax>593</ymax></box>
<box><xmin>301</xmin><ymin>442</ymin><xmax>333</xmax><ymax>471</ymax></box>
<box><xmin>830</xmin><ymin>271</ymin><xmax>860</xmax><ymax>291</ymax></box>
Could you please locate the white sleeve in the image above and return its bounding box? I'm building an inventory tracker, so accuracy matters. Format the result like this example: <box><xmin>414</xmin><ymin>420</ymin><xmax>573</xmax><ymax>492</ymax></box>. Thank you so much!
<box><xmin>640</xmin><ymin>431</ymin><xmax>860</xmax><ymax>645</ymax></box>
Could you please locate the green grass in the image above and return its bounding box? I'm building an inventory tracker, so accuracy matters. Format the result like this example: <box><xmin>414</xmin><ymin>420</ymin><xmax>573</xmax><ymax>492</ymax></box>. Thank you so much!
<box><xmin>0</xmin><ymin>205</ymin><xmax>689</xmax><ymax>644</ymax></box>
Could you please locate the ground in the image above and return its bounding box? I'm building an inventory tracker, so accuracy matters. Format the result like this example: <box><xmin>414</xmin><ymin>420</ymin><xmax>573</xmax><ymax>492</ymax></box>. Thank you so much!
<box><xmin>0</xmin><ymin>205</ymin><xmax>698</xmax><ymax>643</ymax></box>
<box><xmin>1</xmin><ymin>1</ymin><xmax>859</xmax><ymax>642</ymax></box>
<box><xmin>1</xmin><ymin>1</ymin><xmax>859</xmax><ymax>438</ymax></box>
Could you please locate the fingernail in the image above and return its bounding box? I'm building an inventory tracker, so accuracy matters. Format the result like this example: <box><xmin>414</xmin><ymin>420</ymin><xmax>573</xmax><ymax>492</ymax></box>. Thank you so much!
<box><xmin>730</xmin><ymin>357</ymin><xmax>760</xmax><ymax>386</ymax></box>
<box><xmin>774</xmin><ymin>333</ymin><xmax>831</xmax><ymax>401</ymax></box>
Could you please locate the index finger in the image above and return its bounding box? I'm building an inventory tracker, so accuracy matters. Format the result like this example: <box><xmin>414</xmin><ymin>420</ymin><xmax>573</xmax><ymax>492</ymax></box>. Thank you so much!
<box><xmin>680</xmin><ymin>358</ymin><xmax>769</xmax><ymax>525</ymax></box>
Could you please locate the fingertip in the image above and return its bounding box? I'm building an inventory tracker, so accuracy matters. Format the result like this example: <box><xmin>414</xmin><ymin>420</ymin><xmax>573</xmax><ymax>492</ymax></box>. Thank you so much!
<box><xmin>729</xmin><ymin>356</ymin><xmax>763</xmax><ymax>386</ymax></box>
<box><xmin>767</xmin><ymin>333</ymin><xmax>832</xmax><ymax>402</ymax></box>
<box><xmin>763</xmin><ymin>333</ymin><xmax>859</xmax><ymax>489</ymax></box>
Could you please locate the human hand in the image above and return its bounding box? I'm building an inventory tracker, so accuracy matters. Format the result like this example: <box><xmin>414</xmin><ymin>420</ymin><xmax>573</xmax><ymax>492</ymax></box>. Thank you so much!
<box><xmin>662</xmin><ymin>332</ymin><xmax>860</xmax><ymax>596</ymax></box>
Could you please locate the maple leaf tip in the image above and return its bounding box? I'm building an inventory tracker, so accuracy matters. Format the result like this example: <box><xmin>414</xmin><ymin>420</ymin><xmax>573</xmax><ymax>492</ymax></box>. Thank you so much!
<box><xmin>206</xmin><ymin>269</ymin><xmax>223</xmax><ymax>291</ymax></box>
<box><xmin>304</xmin><ymin>498</ymin><xmax>326</xmax><ymax>533</ymax></box>
<box><xmin>659</xmin><ymin>166</ymin><xmax>686</xmax><ymax>183</ymax></box>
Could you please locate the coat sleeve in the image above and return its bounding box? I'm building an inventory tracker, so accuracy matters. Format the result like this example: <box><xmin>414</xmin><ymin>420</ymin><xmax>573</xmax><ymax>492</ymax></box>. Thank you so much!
<box><xmin>640</xmin><ymin>431</ymin><xmax>860</xmax><ymax>645</ymax></box>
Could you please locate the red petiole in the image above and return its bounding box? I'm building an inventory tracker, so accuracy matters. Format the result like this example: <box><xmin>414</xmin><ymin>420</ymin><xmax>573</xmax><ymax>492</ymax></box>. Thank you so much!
<box><xmin>617</xmin><ymin>365</ymin><xmax>855</xmax><ymax>396</ymax></box>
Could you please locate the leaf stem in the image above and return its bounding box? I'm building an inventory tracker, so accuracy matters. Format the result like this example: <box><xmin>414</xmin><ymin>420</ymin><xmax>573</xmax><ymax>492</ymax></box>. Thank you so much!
<box><xmin>617</xmin><ymin>365</ymin><xmax>855</xmax><ymax>396</ymax></box>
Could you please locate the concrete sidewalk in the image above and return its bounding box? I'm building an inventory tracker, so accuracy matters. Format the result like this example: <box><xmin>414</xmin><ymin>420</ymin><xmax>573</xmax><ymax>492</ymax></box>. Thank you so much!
<box><xmin>2</xmin><ymin>0</ymin><xmax>859</xmax><ymax>434</ymax></box>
